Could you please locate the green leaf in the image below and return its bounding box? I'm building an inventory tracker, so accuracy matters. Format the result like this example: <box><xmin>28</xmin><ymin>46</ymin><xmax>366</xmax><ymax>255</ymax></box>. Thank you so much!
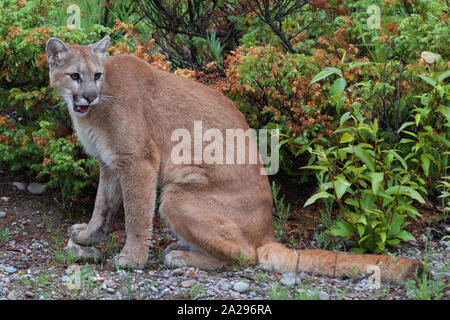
<box><xmin>310</xmin><ymin>67</ymin><xmax>343</xmax><ymax>84</ymax></box>
<box><xmin>437</xmin><ymin>70</ymin><xmax>450</xmax><ymax>83</ymax></box>
<box><xmin>370</xmin><ymin>172</ymin><xmax>384</xmax><ymax>195</ymax></box>
<box><xmin>330</xmin><ymin>77</ymin><xmax>346</xmax><ymax>97</ymax></box>
<box><xmin>418</xmin><ymin>74</ymin><xmax>436</xmax><ymax>87</ymax></box>
<box><xmin>420</xmin><ymin>154</ymin><xmax>431</xmax><ymax>177</ymax></box>
<box><xmin>330</xmin><ymin>221</ymin><xmax>354</xmax><ymax>238</ymax></box>
<box><xmin>397</xmin><ymin>121</ymin><xmax>415</xmax><ymax>133</ymax></box>
<box><xmin>354</xmin><ymin>146</ymin><xmax>375</xmax><ymax>172</ymax></box>
<box><xmin>357</xmin><ymin>224</ymin><xmax>365</xmax><ymax>238</ymax></box>
<box><xmin>385</xmin><ymin>186</ymin><xmax>426</xmax><ymax>204</ymax></box>
<box><xmin>395</xmin><ymin>230</ymin><xmax>416</xmax><ymax>241</ymax></box>
<box><xmin>350</xmin><ymin>247</ymin><xmax>366</xmax><ymax>254</ymax></box>
<box><xmin>339</xmin><ymin>112</ymin><xmax>352</xmax><ymax>127</ymax></box>
<box><xmin>303</xmin><ymin>191</ymin><xmax>334</xmax><ymax>207</ymax></box>
<box><xmin>340</xmin><ymin>132</ymin><xmax>353</xmax><ymax>144</ymax></box>
<box><xmin>335</xmin><ymin>174</ymin><xmax>351</xmax><ymax>199</ymax></box>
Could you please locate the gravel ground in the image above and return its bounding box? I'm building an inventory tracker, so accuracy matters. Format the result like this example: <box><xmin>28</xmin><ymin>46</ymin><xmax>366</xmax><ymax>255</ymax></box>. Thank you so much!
<box><xmin>0</xmin><ymin>176</ymin><xmax>449</xmax><ymax>300</ymax></box>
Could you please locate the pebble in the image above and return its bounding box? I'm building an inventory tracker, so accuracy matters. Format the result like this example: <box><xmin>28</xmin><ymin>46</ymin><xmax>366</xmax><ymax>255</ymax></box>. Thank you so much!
<box><xmin>0</xmin><ymin>211</ymin><xmax>5</xmax><ymax>218</ymax></box>
<box><xmin>27</xmin><ymin>182</ymin><xmax>46</xmax><ymax>195</ymax></box>
<box><xmin>280</xmin><ymin>273</ymin><xmax>297</xmax><ymax>286</ymax></box>
<box><xmin>318</xmin><ymin>291</ymin><xmax>330</xmax><ymax>300</ymax></box>
<box><xmin>220</xmin><ymin>281</ymin><xmax>232</xmax><ymax>291</ymax></box>
<box><xmin>7</xmin><ymin>292</ymin><xmax>17</xmax><ymax>300</ymax></box>
<box><xmin>180</xmin><ymin>280</ymin><xmax>197</xmax><ymax>288</ymax></box>
<box><xmin>106</xmin><ymin>288</ymin><xmax>115</xmax><ymax>293</ymax></box>
<box><xmin>12</xmin><ymin>182</ymin><xmax>27</xmax><ymax>191</ymax></box>
<box><xmin>4</xmin><ymin>266</ymin><xmax>17</xmax><ymax>274</ymax></box>
<box><xmin>105</xmin><ymin>279</ymin><xmax>117</xmax><ymax>289</ymax></box>
<box><xmin>25</xmin><ymin>291</ymin><xmax>34</xmax><ymax>298</ymax></box>
<box><xmin>233</xmin><ymin>282</ymin><xmax>249</xmax><ymax>293</ymax></box>
<box><xmin>172</xmin><ymin>268</ymin><xmax>184</xmax><ymax>276</ymax></box>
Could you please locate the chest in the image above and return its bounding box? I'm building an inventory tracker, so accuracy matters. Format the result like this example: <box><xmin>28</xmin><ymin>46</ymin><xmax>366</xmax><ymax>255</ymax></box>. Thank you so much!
<box><xmin>72</xmin><ymin>119</ymin><xmax>116</xmax><ymax>168</ymax></box>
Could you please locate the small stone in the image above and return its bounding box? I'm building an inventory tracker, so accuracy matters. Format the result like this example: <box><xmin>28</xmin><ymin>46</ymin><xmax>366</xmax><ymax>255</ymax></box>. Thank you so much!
<box><xmin>233</xmin><ymin>282</ymin><xmax>249</xmax><ymax>293</ymax></box>
<box><xmin>31</xmin><ymin>211</ymin><xmax>40</xmax><ymax>216</ymax></box>
<box><xmin>7</xmin><ymin>292</ymin><xmax>17</xmax><ymax>300</ymax></box>
<box><xmin>106</xmin><ymin>288</ymin><xmax>115</xmax><ymax>293</ymax></box>
<box><xmin>0</xmin><ymin>211</ymin><xmax>6</xmax><ymax>218</ymax></box>
<box><xmin>105</xmin><ymin>279</ymin><xmax>117</xmax><ymax>289</ymax></box>
<box><xmin>220</xmin><ymin>281</ymin><xmax>232</xmax><ymax>291</ymax></box>
<box><xmin>444</xmin><ymin>225</ymin><xmax>450</xmax><ymax>234</ymax></box>
<box><xmin>172</xmin><ymin>268</ymin><xmax>184</xmax><ymax>276</ymax></box>
<box><xmin>180</xmin><ymin>280</ymin><xmax>197</xmax><ymax>288</ymax></box>
<box><xmin>25</xmin><ymin>291</ymin><xmax>34</xmax><ymax>298</ymax></box>
<box><xmin>64</xmin><ymin>239</ymin><xmax>102</xmax><ymax>262</ymax></box>
<box><xmin>280</xmin><ymin>273</ymin><xmax>297</xmax><ymax>286</ymax></box>
<box><xmin>230</xmin><ymin>291</ymin><xmax>241</xmax><ymax>299</ymax></box>
<box><xmin>12</xmin><ymin>182</ymin><xmax>27</xmax><ymax>191</ymax></box>
<box><xmin>27</xmin><ymin>182</ymin><xmax>46</xmax><ymax>195</ymax></box>
<box><xmin>47</xmin><ymin>210</ymin><xmax>54</xmax><ymax>215</ymax></box>
<box><xmin>4</xmin><ymin>266</ymin><xmax>17</xmax><ymax>274</ymax></box>
<box><xmin>318</xmin><ymin>291</ymin><xmax>330</xmax><ymax>300</ymax></box>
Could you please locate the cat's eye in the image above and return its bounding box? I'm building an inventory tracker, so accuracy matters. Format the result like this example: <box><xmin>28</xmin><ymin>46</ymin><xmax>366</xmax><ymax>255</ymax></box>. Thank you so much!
<box><xmin>69</xmin><ymin>73</ymin><xmax>80</xmax><ymax>81</ymax></box>
<box><xmin>94</xmin><ymin>73</ymin><xmax>102</xmax><ymax>80</ymax></box>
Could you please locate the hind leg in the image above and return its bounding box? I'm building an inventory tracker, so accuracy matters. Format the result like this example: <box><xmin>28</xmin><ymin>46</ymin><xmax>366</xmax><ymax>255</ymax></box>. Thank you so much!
<box><xmin>160</xmin><ymin>189</ymin><xmax>258</xmax><ymax>268</ymax></box>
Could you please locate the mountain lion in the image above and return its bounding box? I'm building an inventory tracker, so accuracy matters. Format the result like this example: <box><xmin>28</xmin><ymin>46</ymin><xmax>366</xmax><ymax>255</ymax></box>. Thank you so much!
<box><xmin>45</xmin><ymin>35</ymin><xmax>422</xmax><ymax>282</ymax></box>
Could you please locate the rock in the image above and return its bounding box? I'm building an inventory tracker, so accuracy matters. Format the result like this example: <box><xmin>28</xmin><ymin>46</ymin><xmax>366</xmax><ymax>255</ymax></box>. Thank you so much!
<box><xmin>233</xmin><ymin>282</ymin><xmax>249</xmax><ymax>293</ymax></box>
<box><xmin>318</xmin><ymin>291</ymin><xmax>330</xmax><ymax>300</ymax></box>
<box><xmin>64</xmin><ymin>239</ymin><xmax>102</xmax><ymax>262</ymax></box>
<box><xmin>104</xmin><ymin>279</ymin><xmax>117</xmax><ymax>289</ymax></box>
<box><xmin>106</xmin><ymin>287</ymin><xmax>115</xmax><ymax>293</ymax></box>
<box><xmin>230</xmin><ymin>291</ymin><xmax>241</xmax><ymax>299</ymax></box>
<box><xmin>4</xmin><ymin>266</ymin><xmax>17</xmax><ymax>274</ymax></box>
<box><xmin>420</xmin><ymin>51</ymin><xmax>442</xmax><ymax>64</ymax></box>
<box><xmin>12</xmin><ymin>182</ymin><xmax>27</xmax><ymax>191</ymax></box>
<box><xmin>25</xmin><ymin>291</ymin><xmax>34</xmax><ymax>298</ymax></box>
<box><xmin>7</xmin><ymin>292</ymin><xmax>17</xmax><ymax>300</ymax></box>
<box><xmin>172</xmin><ymin>268</ymin><xmax>184</xmax><ymax>276</ymax></box>
<box><xmin>280</xmin><ymin>273</ymin><xmax>297</xmax><ymax>286</ymax></box>
<box><xmin>220</xmin><ymin>281</ymin><xmax>232</xmax><ymax>291</ymax></box>
<box><xmin>27</xmin><ymin>182</ymin><xmax>46</xmax><ymax>195</ymax></box>
<box><xmin>0</xmin><ymin>211</ymin><xmax>6</xmax><ymax>218</ymax></box>
<box><xmin>180</xmin><ymin>280</ymin><xmax>197</xmax><ymax>288</ymax></box>
<box><xmin>47</xmin><ymin>210</ymin><xmax>54</xmax><ymax>215</ymax></box>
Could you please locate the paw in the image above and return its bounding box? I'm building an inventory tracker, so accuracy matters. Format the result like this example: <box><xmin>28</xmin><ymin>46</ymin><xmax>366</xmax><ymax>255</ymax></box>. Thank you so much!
<box><xmin>164</xmin><ymin>250</ymin><xmax>188</xmax><ymax>268</ymax></box>
<box><xmin>163</xmin><ymin>241</ymin><xmax>190</xmax><ymax>256</ymax></box>
<box><xmin>69</xmin><ymin>223</ymin><xmax>89</xmax><ymax>244</ymax></box>
<box><xmin>69</xmin><ymin>223</ymin><xmax>104</xmax><ymax>246</ymax></box>
<box><xmin>114</xmin><ymin>249</ymin><xmax>147</xmax><ymax>270</ymax></box>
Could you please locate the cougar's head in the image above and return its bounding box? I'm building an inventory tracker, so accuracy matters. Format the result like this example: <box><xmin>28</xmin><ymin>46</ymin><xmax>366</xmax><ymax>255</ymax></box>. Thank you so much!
<box><xmin>45</xmin><ymin>35</ymin><xmax>110</xmax><ymax>116</ymax></box>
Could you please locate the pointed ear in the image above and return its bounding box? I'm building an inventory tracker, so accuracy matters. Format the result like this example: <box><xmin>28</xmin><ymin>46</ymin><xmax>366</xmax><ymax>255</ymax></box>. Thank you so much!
<box><xmin>89</xmin><ymin>35</ymin><xmax>110</xmax><ymax>58</ymax></box>
<box><xmin>46</xmin><ymin>38</ymin><xmax>71</xmax><ymax>69</ymax></box>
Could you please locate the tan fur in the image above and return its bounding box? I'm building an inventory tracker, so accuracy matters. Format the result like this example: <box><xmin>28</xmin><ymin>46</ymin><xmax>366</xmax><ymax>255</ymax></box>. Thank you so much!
<box><xmin>46</xmin><ymin>36</ymin><xmax>422</xmax><ymax>282</ymax></box>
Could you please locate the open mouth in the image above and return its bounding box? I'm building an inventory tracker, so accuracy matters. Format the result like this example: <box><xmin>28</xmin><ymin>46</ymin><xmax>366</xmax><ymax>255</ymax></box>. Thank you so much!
<box><xmin>73</xmin><ymin>105</ymin><xmax>90</xmax><ymax>114</ymax></box>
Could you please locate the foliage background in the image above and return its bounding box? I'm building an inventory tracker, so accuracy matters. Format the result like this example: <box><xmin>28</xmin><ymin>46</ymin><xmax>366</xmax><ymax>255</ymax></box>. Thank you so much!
<box><xmin>0</xmin><ymin>0</ymin><xmax>448</xmax><ymax>253</ymax></box>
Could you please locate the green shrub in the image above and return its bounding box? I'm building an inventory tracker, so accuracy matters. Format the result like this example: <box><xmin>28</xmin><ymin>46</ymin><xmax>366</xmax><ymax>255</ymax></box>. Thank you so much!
<box><xmin>0</xmin><ymin>0</ymin><xmax>110</xmax><ymax>199</ymax></box>
<box><xmin>303</xmin><ymin>108</ymin><xmax>426</xmax><ymax>253</ymax></box>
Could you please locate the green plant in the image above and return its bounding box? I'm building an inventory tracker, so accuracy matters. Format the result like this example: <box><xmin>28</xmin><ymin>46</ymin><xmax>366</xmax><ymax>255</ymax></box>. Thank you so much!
<box><xmin>406</xmin><ymin>241</ymin><xmax>449</xmax><ymax>300</ymax></box>
<box><xmin>0</xmin><ymin>227</ymin><xmax>9</xmax><ymax>244</ymax></box>
<box><xmin>303</xmin><ymin>108</ymin><xmax>426</xmax><ymax>253</ymax></box>
<box><xmin>271</xmin><ymin>181</ymin><xmax>291</xmax><ymax>238</ymax></box>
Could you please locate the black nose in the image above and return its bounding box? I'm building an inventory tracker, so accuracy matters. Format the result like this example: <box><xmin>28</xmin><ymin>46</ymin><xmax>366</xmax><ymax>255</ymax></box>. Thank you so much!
<box><xmin>83</xmin><ymin>95</ymin><xmax>97</xmax><ymax>104</ymax></box>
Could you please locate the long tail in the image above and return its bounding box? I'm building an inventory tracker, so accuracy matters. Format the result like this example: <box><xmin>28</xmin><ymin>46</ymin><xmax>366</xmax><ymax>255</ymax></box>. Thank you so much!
<box><xmin>257</xmin><ymin>242</ymin><xmax>422</xmax><ymax>283</ymax></box>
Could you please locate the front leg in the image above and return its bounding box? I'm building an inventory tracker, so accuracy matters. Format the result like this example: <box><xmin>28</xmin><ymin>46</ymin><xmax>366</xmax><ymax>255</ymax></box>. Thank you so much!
<box><xmin>70</xmin><ymin>163</ymin><xmax>122</xmax><ymax>246</ymax></box>
<box><xmin>115</xmin><ymin>159</ymin><xmax>157</xmax><ymax>269</ymax></box>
